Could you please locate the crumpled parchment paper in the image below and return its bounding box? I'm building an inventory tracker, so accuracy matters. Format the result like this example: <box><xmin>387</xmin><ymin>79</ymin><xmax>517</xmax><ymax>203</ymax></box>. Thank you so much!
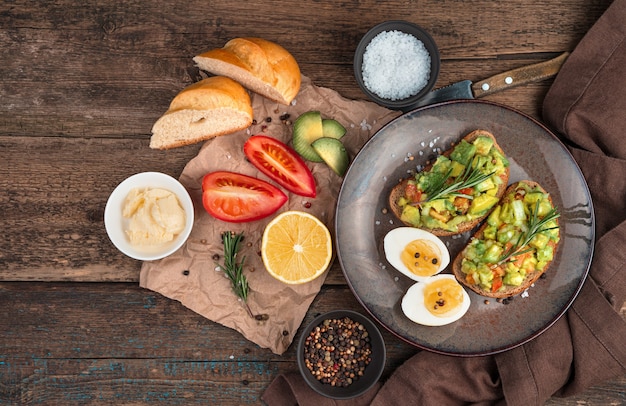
<box><xmin>139</xmin><ymin>76</ymin><xmax>399</xmax><ymax>354</ymax></box>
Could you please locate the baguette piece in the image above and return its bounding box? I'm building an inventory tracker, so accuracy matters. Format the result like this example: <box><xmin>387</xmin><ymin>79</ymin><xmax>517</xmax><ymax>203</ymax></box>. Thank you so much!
<box><xmin>150</xmin><ymin>76</ymin><xmax>253</xmax><ymax>150</ymax></box>
<box><xmin>193</xmin><ymin>37</ymin><xmax>301</xmax><ymax>105</ymax></box>
<box><xmin>389</xmin><ymin>130</ymin><xmax>510</xmax><ymax>236</ymax></box>
<box><xmin>452</xmin><ymin>180</ymin><xmax>561</xmax><ymax>298</ymax></box>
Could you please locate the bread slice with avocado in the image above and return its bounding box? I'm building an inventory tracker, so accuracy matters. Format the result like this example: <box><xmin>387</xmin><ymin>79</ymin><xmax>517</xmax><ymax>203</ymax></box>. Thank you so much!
<box><xmin>388</xmin><ymin>130</ymin><xmax>510</xmax><ymax>236</ymax></box>
<box><xmin>451</xmin><ymin>180</ymin><xmax>561</xmax><ymax>298</ymax></box>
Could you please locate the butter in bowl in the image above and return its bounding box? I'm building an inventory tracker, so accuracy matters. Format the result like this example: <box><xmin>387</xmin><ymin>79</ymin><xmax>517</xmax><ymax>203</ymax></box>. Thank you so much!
<box><xmin>104</xmin><ymin>172</ymin><xmax>194</xmax><ymax>261</ymax></box>
<box><xmin>354</xmin><ymin>20</ymin><xmax>440</xmax><ymax>111</ymax></box>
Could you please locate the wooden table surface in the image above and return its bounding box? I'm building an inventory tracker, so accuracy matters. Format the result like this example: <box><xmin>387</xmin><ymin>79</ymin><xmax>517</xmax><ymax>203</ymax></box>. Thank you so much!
<box><xmin>2</xmin><ymin>0</ymin><xmax>624</xmax><ymax>404</ymax></box>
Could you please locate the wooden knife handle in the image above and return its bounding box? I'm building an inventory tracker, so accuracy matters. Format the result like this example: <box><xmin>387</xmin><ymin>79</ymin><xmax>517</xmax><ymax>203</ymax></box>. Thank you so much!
<box><xmin>471</xmin><ymin>52</ymin><xmax>570</xmax><ymax>98</ymax></box>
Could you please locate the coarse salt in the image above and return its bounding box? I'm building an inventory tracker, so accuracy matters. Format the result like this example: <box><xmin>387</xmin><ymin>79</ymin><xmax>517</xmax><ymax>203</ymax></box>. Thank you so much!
<box><xmin>361</xmin><ymin>30</ymin><xmax>431</xmax><ymax>101</ymax></box>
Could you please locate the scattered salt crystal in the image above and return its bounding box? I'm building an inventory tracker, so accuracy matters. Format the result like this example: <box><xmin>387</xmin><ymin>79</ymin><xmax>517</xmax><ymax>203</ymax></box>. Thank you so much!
<box><xmin>359</xmin><ymin>119</ymin><xmax>372</xmax><ymax>131</ymax></box>
<box><xmin>389</xmin><ymin>220</ymin><xmax>394</xmax><ymax>224</ymax></box>
<box><xmin>394</xmin><ymin>276</ymin><xmax>399</xmax><ymax>282</ymax></box>
<box><xmin>375</xmin><ymin>220</ymin><xmax>380</xmax><ymax>225</ymax></box>
<box><xmin>362</xmin><ymin>30</ymin><xmax>431</xmax><ymax>100</ymax></box>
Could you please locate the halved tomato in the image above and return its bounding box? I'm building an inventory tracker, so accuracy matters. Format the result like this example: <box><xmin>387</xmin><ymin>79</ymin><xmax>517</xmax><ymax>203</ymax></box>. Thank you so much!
<box><xmin>244</xmin><ymin>135</ymin><xmax>316</xmax><ymax>198</ymax></box>
<box><xmin>202</xmin><ymin>171</ymin><xmax>287</xmax><ymax>223</ymax></box>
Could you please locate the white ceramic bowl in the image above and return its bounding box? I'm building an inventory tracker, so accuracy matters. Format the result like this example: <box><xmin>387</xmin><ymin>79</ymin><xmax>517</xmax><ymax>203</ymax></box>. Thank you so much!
<box><xmin>104</xmin><ymin>172</ymin><xmax>194</xmax><ymax>261</ymax></box>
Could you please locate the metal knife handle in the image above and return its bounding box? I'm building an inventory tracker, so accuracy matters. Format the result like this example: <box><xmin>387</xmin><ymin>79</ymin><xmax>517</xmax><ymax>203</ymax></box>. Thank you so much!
<box><xmin>472</xmin><ymin>52</ymin><xmax>570</xmax><ymax>98</ymax></box>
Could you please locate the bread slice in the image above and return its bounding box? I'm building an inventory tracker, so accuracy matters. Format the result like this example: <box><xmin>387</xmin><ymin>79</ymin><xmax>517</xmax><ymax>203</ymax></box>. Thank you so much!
<box><xmin>388</xmin><ymin>129</ymin><xmax>510</xmax><ymax>236</ymax></box>
<box><xmin>150</xmin><ymin>76</ymin><xmax>253</xmax><ymax>149</ymax></box>
<box><xmin>194</xmin><ymin>37</ymin><xmax>301</xmax><ymax>105</ymax></box>
<box><xmin>452</xmin><ymin>180</ymin><xmax>561</xmax><ymax>298</ymax></box>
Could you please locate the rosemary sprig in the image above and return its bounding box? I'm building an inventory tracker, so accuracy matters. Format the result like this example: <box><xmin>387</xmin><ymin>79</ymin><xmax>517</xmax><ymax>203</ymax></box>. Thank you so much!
<box><xmin>421</xmin><ymin>158</ymin><xmax>495</xmax><ymax>203</ymax></box>
<box><xmin>217</xmin><ymin>231</ymin><xmax>253</xmax><ymax>317</ymax></box>
<box><xmin>496</xmin><ymin>204</ymin><xmax>560</xmax><ymax>266</ymax></box>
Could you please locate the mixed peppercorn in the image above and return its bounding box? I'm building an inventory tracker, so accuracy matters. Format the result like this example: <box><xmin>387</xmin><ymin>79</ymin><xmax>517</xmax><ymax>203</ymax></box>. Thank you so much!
<box><xmin>302</xmin><ymin>316</ymin><xmax>372</xmax><ymax>387</ymax></box>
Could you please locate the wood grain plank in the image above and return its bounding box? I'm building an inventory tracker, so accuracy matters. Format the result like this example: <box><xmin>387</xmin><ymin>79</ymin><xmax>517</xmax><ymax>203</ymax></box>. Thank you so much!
<box><xmin>0</xmin><ymin>0</ymin><xmax>611</xmax><ymax>137</ymax></box>
<box><xmin>1</xmin><ymin>282</ymin><xmax>623</xmax><ymax>405</ymax></box>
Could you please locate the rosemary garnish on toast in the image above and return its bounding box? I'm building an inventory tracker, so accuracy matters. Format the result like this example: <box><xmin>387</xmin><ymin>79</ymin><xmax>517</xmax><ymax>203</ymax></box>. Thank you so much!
<box><xmin>496</xmin><ymin>204</ymin><xmax>560</xmax><ymax>266</ymax></box>
<box><xmin>422</xmin><ymin>158</ymin><xmax>495</xmax><ymax>203</ymax></box>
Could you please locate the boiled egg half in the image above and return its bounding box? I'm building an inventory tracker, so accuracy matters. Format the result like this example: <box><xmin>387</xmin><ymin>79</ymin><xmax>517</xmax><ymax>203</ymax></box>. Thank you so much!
<box><xmin>383</xmin><ymin>227</ymin><xmax>450</xmax><ymax>282</ymax></box>
<box><xmin>401</xmin><ymin>274</ymin><xmax>471</xmax><ymax>326</ymax></box>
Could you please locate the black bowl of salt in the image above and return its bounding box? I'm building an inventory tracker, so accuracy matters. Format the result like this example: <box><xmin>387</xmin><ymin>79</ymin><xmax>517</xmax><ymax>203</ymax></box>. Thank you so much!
<box><xmin>354</xmin><ymin>20</ymin><xmax>440</xmax><ymax>111</ymax></box>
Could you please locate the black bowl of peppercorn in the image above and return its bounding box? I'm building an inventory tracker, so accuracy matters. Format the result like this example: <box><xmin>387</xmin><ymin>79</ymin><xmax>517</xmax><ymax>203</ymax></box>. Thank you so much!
<box><xmin>297</xmin><ymin>310</ymin><xmax>386</xmax><ymax>400</ymax></box>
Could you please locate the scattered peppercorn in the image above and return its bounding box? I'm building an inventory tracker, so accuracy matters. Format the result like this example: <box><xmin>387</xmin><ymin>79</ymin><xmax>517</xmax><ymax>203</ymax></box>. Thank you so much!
<box><xmin>212</xmin><ymin>253</ymin><xmax>220</xmax><ymax>261</ymax></box>
<box><xmin>303</xmin><ymin>317</ymin><xmax>372</xmax><ymax>387</ymax></box>
<box><xmin>279</xmin><ymin>113</ymin><xmax>290</xmax><ymax>121</ymax></box>
<box><xmin>265</xmin><ymin>117</ymin><xmax>272</xmax><ymax>123</ymax></box>
<box><xmin>182</xmin><ymin>269</ymin><xmax>190</xmax><ymax>276</ymax></box>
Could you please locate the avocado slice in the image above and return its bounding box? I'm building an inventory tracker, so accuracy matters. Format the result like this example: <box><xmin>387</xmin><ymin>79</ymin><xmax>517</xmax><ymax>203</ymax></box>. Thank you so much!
<box><xmin>468</xmin><ymin>194</ymin><xmax>500</xmax><ymax>216</ymax></box>
<box><xmin>311</xmin><ymin>137</ymin><xmax>350</xmax><ymax>177</ymax></box>
<box><xmin>322</xmin><ymin>119</ymin><xmax>346</xmax><ymax>139</ymax></box>
<box><xmin>449</xmin><ymin>140</ymin><xmax>476</xmax><ymax>166</ymax></box>
<box><xmin>292</xmin><ymin>111</ymin><xmax>324</xmax><ymax>162</ymax></box>
<box><xmin>473</xmin><ymin>136</ymin><xmax>494</xmax><ymax>156</ymax></box>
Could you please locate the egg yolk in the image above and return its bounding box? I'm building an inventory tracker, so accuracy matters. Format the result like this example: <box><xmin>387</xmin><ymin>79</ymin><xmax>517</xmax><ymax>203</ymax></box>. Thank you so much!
<box><xmin>423</xmin><ymin>278</ymin><xmax>464</xmax><ymax>317</ymax></box>
<box><xmin>400</xmin><ymin>239</ymin><xmax>442</xmax><ymax>277</ymax></box>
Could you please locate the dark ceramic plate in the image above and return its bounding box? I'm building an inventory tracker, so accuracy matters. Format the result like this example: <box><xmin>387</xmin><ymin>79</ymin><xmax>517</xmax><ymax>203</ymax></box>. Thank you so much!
<box><xmin>335</xmin><ymin>100</ymin><xmax>594</xmax><ymax>356</ymax></box>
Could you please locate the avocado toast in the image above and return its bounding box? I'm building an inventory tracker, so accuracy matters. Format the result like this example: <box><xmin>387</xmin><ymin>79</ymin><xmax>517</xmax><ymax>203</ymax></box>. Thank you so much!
<box><xmin>389</xmin><ymin>129</ymin><xmax>510</xmax><ymax>236</ymax></box>
<box><xmin>452</xmin><ymin>180</ymin><xmax>561</xmax><ymax>298</ymax></box>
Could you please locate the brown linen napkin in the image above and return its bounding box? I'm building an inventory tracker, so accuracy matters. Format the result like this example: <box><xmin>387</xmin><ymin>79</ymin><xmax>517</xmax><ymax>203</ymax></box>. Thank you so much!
<box><xmin>263</xmin><ymin>0</ymin><xmax>626</xmax><ymax>403</ymax></box>
<box><xmin>139</xmin><ymin>76</ymin><xmax>399</xmax><ymax>355</ymax></box>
